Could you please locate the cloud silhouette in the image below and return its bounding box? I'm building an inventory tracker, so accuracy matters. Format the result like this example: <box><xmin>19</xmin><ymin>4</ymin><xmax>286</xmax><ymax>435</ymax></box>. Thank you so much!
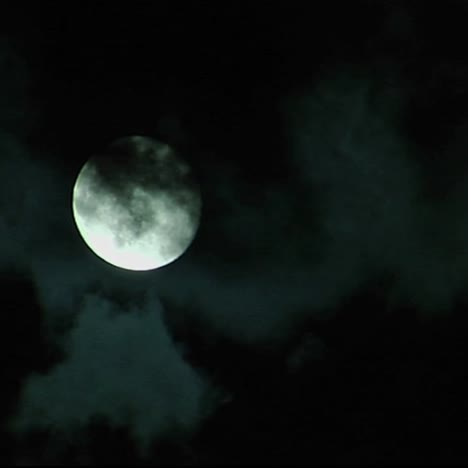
<box><xmin>10</xmin><ymin>292</ymin><xmax>212</xmax><ymax>457</ymax></box>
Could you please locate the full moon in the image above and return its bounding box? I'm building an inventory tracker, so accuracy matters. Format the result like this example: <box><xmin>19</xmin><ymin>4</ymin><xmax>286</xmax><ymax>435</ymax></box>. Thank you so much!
<box><xmin>72</xmin><ymin>136</ymin><xmax>202</xmax><ymax>271</ymax></box>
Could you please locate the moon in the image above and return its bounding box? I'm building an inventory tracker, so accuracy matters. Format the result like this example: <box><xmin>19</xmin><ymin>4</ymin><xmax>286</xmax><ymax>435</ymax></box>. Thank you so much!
<box><xmin>72</xmin><ymin>136</ymin><xmax>202</xmax><ymax>271</ymax></box>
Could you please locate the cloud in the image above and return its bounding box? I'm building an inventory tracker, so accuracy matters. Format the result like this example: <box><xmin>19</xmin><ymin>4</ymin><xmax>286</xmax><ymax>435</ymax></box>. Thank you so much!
<box><xmin>154</xmin><ymin>61</ymin><xmax>468</xmax><ymax>350</ymax></box>
<box><xmin>10</xmin><ymin>292</ymin><xmax>212</xmax><ymax>457</ymax></box>
<box><xmin>285</xmin><ymin>65</ymin><xmax>468</xmax><ymax>315</ymax></box>
<box><xmin>4</xmin><ymin>38</ymin><xmax>468</xmax><ymax>461</ymax></box>
<box><xmin>144</xmin><ymin>68</ymin><xmax>418</xmax><ymax>344</ymax></box>
<box><xmin>286</xmin><ymin>332</ymin><xmax>326</xmax><ymax>373</ymax></box>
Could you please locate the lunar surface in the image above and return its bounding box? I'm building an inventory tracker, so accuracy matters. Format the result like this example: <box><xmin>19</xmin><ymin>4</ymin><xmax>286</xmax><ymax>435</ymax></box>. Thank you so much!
<box><xmin>72</xmin><ymin>136</ymin><xmax>202</xmax><ymax>271</ymax></box>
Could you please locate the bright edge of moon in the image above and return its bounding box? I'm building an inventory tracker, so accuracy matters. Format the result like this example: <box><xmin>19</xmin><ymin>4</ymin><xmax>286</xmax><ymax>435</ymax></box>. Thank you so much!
<box><xmin>72</xmin><ymin>136</ymin><xmax>202</xmax><ymax>271</ymax></box>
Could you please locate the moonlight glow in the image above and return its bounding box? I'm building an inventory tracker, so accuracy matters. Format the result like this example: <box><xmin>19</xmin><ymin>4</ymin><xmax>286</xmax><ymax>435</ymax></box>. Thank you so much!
<box><xmin>72</xmin><ymin>136</ymin><xmax>201</xmax><ymax>271</ymax></box>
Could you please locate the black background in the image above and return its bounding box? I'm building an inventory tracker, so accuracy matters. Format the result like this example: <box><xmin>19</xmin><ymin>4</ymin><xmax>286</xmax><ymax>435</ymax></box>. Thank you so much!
<box><xmin>3</xmin><ymin>1</ymin><xmax>468</xmax><ymax>465</ymax></box>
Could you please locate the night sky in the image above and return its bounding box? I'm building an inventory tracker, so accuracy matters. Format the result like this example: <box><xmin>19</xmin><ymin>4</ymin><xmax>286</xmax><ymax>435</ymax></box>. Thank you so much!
<box><xmin>2</xmin><ymin>1</ymin><xmax>468</xmax><ymax>465</ymax></box>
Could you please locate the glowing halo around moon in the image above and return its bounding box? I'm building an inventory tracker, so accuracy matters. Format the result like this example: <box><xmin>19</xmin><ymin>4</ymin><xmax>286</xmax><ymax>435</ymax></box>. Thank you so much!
<box><xmin>72</xmin><ymin>136</ymin><xmax>202</xmax><ymax>271</ymax></box>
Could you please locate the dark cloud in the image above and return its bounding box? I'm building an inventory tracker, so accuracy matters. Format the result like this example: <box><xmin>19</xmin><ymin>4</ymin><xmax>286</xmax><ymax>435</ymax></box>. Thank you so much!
<box><xmin>3</xmin><ymin>26</ymin><xmax>468</xmax><ymax>462</ymax></box>
<box><xmin>90</xmin><ymin>136</ymin><xmax>199</xmax><ymax>205</ymax></box>
<box><xmin>10</xmin><ymin>292</ymin><xmax>211</xmax><ymax>458</ymax></box>
<box><xmin>283</xmin><ymin>65</ymin><xmax>468</xmax><ymax>316</ymax></box>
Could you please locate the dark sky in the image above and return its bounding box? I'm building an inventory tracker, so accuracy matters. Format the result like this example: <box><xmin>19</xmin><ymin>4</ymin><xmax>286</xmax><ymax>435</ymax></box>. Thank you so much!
<box><xmin>3</xmin><ymin>1</ymin><xmax>468</xmax><ymax>465</ymax></box>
